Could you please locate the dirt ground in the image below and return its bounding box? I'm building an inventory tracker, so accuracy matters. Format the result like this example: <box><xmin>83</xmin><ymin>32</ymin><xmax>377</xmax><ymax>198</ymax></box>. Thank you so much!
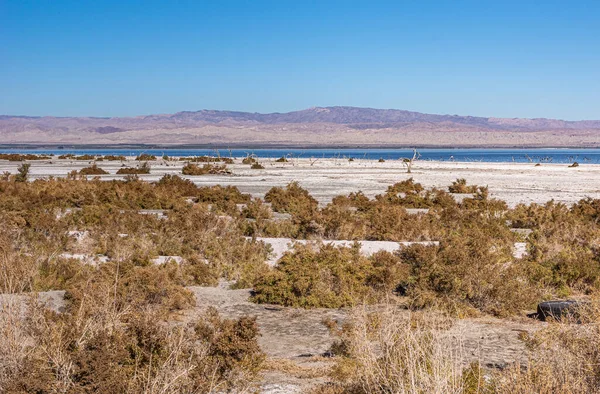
<box><xmin>185</xmin><ymin>284</ymin><xmax>542</xmax><ymax>392</ymax></box>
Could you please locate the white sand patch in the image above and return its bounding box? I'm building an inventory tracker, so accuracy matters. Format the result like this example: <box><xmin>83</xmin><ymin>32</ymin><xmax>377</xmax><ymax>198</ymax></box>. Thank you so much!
<box><xmin>249</xmin><ymin>237</ymin><xmax>439</xmax><ymax>266</ymax></box>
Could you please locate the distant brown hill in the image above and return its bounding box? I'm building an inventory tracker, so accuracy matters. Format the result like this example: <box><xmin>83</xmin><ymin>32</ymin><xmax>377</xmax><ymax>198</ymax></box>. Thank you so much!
<box><xmin>1</xmin><ymin>107</ymin><xmax>599</xmax><ymax>147</ymax></box>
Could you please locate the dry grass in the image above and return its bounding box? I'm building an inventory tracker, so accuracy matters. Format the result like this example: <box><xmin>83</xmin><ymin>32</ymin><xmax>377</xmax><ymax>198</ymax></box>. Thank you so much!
<box><xmin>320</xmin><ymin>306</ymin><xmax>467</xmax><ymax>394</ymax></box>
<box><xmin>262</xmin><ymin>358</ymin><xmax>330</xmax><ymax>379</ymax></box>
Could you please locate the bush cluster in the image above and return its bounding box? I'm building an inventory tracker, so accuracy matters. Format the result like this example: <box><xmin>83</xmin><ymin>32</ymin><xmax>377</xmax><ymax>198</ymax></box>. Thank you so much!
<box><xmin>77</xmin><ymin>163</ymin><xmax>109</xmax><ymax>175</ymax></box>
<box><xmin>116</xmin><ymin>162</ymin><xmax>151</xmax><ymax>174</ymax></box>
<box><xmin>182</xmin><ymin>163</ymin><xmax>231</xmax><ymax>175</ymax></box>
<box><xmin>0</xmin><ymin>153</ymin><xmax>51</xmax><ymax>161</ymax></box>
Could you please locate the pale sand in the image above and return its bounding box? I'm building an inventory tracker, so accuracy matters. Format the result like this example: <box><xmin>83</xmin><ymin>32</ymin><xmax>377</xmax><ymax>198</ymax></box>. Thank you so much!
<box><xmin>249</xmin><ymin>237</ymin><xmax>440</xmax><ymax>266</ymax></box>
<box><xmin>2</xmin><ymin>157</ymin><xmax>599</xmax><ymax>207</ymax></box>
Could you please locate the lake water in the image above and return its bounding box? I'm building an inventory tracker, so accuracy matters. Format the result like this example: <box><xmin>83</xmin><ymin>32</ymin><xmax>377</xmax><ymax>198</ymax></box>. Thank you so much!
<box><xmin>2</xmin><ymin>148</ymin><xmax>600</xmax><ymax>164</ymax></box>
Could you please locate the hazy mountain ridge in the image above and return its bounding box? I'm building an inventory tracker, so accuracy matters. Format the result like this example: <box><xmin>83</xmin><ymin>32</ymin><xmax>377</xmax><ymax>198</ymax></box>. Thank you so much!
<box><xmin>3</xmin><ymin>106</ymin><xmax>600</xmax><ymax>130</ymax></box>
<box><xmin>1</xmin><ymin>106</ymin><xmax>599</xmax><ymax>147</ymax></box>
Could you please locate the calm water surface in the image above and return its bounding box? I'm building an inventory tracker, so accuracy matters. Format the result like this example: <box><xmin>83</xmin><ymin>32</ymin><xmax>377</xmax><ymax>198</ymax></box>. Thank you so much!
<box><xmin>2</xmin><ymin>148</ymin><xmax>600</xmax><ymax>164</ymax></box>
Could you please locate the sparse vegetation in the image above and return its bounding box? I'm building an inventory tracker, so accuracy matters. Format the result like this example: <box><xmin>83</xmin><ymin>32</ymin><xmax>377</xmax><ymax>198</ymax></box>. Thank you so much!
<box><xmin>182</xmin><ymin>163</ymin><xmax>231</xmax><ymax>175</ymax></box>
<box><xmin>1</xmin><ymin>168</ymin><xmax>600</xmax><ymax>391</ymax></box>
<box><xmin>250</xmin><ymin>162</ymin><xmax>265</xmax><ymax>169</ymax></box>
<box><xmin>116</xmin><ymin>162</ymin><xmax>151</xmax><ymax>174</ymax></box>
<box><xmin>135</xmin><ymin>153</ymin><xmax>156</xmax><ymax>161</ymax></box>
<box><xmin>15</xmin><ymin>163</ymin><xmax>30</xmax><ymax>182</ymax></box>
<box><xmin>77</xmin><ymin>163</ymin><xmax>108</xmax><ymax>175</ymax></box>
<box><xmin>242</xmin><ymin>156</ymin><xmax>257</xmax><ymax>165</ymax></box>
<box><xmin>180</xmin><ymin>156</ymin><xmax>234</xmax><ymax>164</ymax></box>
<box><xmin>448</xmin><ymin>178</ymin><xmax>479</xmax><ymax>193</ymax></box>
<box><xmin>103</xmin><ymin>154</ymin><xmax>126</xmax><ymax>161</ymax></box>
<box><xmin>0</xmin><ymin>153</ymin><xmax>51</xmax><ymax>161</ymax></box>
<box><xmin>252</xmin><ymin>244</ymin><xmax>407</xmax><ymax>308</ymax></box>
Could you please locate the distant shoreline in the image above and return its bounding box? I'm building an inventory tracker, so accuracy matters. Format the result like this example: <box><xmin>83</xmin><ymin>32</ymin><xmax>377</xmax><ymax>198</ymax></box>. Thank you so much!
<box><xmin>2</xmin><ymin>144</ymin><xmax>600</xmax><ymax>150</ymax></box>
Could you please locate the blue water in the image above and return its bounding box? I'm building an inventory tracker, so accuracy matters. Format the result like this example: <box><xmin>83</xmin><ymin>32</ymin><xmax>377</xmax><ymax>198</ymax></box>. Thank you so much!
<box><xmin>2</xmin><ymin>148</ymin><xmax>600</xmax><ymax>164</ymax></box>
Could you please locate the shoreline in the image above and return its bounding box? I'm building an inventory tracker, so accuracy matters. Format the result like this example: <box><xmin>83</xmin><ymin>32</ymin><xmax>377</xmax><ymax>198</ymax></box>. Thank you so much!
<box><xmin>2</xmin><ymin>144</ymin><xmax>600</xmax><ymax>150</ymax></box>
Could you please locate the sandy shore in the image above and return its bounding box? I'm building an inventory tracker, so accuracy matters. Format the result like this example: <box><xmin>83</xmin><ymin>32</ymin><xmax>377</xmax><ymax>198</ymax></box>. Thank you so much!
<box><xmin>2</xmin><ymin>157</ymin><xmax>599</xmax><ymax>207</ymax></box>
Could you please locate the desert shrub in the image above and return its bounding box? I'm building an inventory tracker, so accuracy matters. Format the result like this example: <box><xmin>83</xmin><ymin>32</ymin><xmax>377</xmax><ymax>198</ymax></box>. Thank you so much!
<box><xmin>378</xmin><ymin>158</ymin><xmax>385</xmax><ymax>162</ymax></box>
<box><xmin>194</xmin><ymin>184</ymin><xmax>251</xmax><ymax>214</ymax></box>
<box><xmin>524</xmin><ymin>219</ymin><xmax>600</xmax><ymax>295</ymax></box>
<box><xmin>505</xmin><ymin>200</ymin><xmax>600</xmax><ymax>296</ymax></box>
<box><xmin>180</xmin><ymin>156</ymin><xmax>234</xmax><ymax>164</ymax></box>
<box><xmin>508</xmin><ymin>201</ymin><xmax>571</xmax><ymax>229</ymax></box>
<box><xmin>135</xmin><ymin>153</ymin><xmax>156</xmax><ymax>161</ymax></box>
<box><xmin>460</xmin><ymin>186</ymin><xmax>508</xmax><ymax>212</ymax></box>
<box><xmin>15</xmin><ymin>163</ymin><xmax>30</xmax><ymax>182</ymax></box>
<box><xmin>195</xmin><ymin>307</ymin><xmax>265</xmax><ymax>385</ymax></box>
<box><xmin>364</xmin><ymin>204</ymin><xmax>438</xmax><ymax>241</ymax></box>
<box><xmin>182</xmin><ymin>163</ymin><xmax>230</xmax><ymax>175</ymax></box>
<box><xmin>252</xmin><ymin>243</ymin><xmax>367</xmax><ymax>308</ymax></box>
<box><xmin>242</xmin><ymin>198</ymin><xmax>272</xmax><ymax>221</ymax></box>
<box><xmin>330</xmin><ymin>192</ymin><xmax>372</xmax><ymax>212</ymax></box>
<box><xmin>116</xmin><ymin>162</ymin><xmax>150</xmax><ymax>175</ymax></box>
<box><xmin>103</xmin><ymin>154</ymin><xmax>126</xmax><ymax>161</ymax></box>
<box><xmin>448</xmin><ymin>178</ymin><xmax>478</xmax><ymax>193</ymax></box>
<box><xmin>78</xmin><ymin>163</ymin><xmax>108</xmax><ymax>175</ymax></box>
<box><xmin>265</xmin><ymin>182</ymin><xmax>318</xmax><ymax>215</ymax></box>
<box><xmin>156</xmin><ymin>174</ymin><xmax>199</xmax><ymax>196</ymax></box>
<box><xmin>250</xmin><ymin>162</ymin><xmax>264</xmax><ymax>169</ymax></box>
<box><xmin>34</xmin><ymin>257</ymin><xmax>91</xmax><ymax>291</ymax></box>
<box><xmin>73</xmin><ymin>154</ymin><xmax>97</xmax><ymax>160</ymax></box>
<box><xmin>242</xmin><ymin>156</ymin><xmax>257</xmax><ymax>165</ymax></box>
<box><xmin>252</xmin><ymin>244</ymin><xmax>406</xmax><ymax>308</ymax></box>
<box><xmin>0</xmin><ymin>153</ymin><xmax>51</xmax><ymax>161</ymax></box>
<box><xmin>0</xmin><ymin>294</ymin><xmax>264</xmax><ymax>392</ymax></box>
<box><xmin>275</xmin><ymin>156</ymin><xmax>288</xmax><ymax>162</ymax></box>
<box><xmin>0</xmin><ymin>232</ymin><xmax>39</xmax><ymax>293</ymax></box>
<box><xmin>264</xmin><ymin>182</ymin><xmax>320</xmax><ymax>236</ymax></box>
<box><xmin>320</xmin><ymin>202</ymin><xmax>370</xmax><ymax>240</ymax></box>
<box><xmin>569</xmin><ymin>161</ymin><xmax>579</xmax><ymax>167</ymax></box>
<box><xmin>180</xmin><ymin>255</ymin><xmax>219</xmax><ymax>286</ymax></box>
<box><xmin>400</xmin><ymin>229</ymin><xmax>538</xmax><ymax>316</ymax></box>
<box><xmin>376</xmin><ymin>178</ymin><xmax>456</xmax><ymax>209</ymax></box>
<box><xmin>572</xmin><ymin>197</ymin><xmax>600</xmax><ymax>223</ymax></box>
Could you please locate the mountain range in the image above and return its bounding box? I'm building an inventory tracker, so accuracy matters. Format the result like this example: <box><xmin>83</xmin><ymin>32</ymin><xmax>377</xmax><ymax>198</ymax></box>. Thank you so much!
<box><xmin>1</xmin><ymin>106</ymin><xmax>599</xmax><ymax>147</ymax></box>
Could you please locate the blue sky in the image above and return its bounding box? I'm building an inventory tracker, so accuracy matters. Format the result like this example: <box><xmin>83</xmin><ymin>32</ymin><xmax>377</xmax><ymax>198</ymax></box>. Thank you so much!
<box><xmin>1</xmin><ymin>0</ymin><xmax>599</xmax><ymax>119</ymax></box>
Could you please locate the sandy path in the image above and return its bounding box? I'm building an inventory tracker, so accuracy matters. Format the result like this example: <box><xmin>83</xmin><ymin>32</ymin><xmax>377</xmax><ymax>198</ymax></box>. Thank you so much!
<box><xmin>186</xmin><ymin>285</ymin><xmax>540</xmax><ymax>366</ymax></box>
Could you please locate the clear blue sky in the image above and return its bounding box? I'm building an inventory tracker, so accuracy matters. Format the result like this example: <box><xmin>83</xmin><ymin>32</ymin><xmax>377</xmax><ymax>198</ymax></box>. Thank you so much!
<box><xmin>1</xmin><ymin>0</ymin><xmax>599</xmax><ymax>119</ymax></box>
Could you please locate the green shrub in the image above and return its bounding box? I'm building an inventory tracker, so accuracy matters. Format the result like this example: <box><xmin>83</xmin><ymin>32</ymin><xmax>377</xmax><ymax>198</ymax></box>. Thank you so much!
<box><xmin>252</xmin><ymin>244</ymin><xmax>409</xmax><ymax>308</ymax></box>
<box><xmin>400</xmin><ymin>232</ymin><xmax>538</xmax><ymax>316</ymax></box>
<box><xmin>252</xmin><ymin>243</ymin><xmax>375</xmax><ymax>308</ymax></box>
<box><xmin>15</xmin><ymin>163</ymin><xmax>30</xmax><ymax>182</ymax></box>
